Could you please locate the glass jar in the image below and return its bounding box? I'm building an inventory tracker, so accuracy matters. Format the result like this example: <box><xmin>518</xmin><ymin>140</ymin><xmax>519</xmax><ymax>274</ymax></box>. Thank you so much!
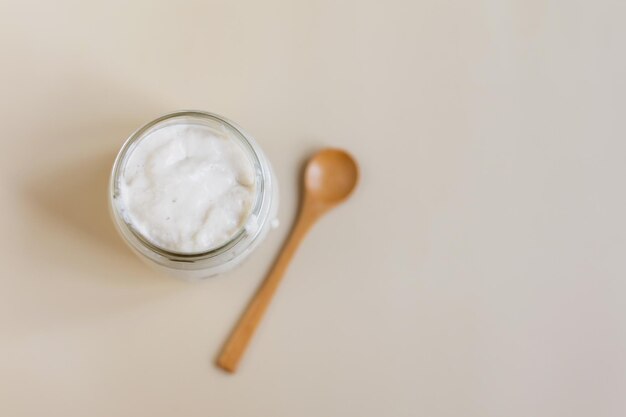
<box><xmin>109</xmin><ymin>111</ymin><xmax>278</xmax><ymax>280</ymax></box>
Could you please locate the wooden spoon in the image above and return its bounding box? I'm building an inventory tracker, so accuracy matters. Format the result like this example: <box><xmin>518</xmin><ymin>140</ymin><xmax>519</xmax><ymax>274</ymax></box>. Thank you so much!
<box><xmin>217</xmin><ymin>148</ymin><xmax>359</xmax><ymax>373</ymax></box>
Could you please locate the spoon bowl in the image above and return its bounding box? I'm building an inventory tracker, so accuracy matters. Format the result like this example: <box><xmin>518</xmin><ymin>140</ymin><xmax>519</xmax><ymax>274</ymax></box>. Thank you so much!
<box><xmin>305</xmin><ymin>149</ymin><xmax>359</xmax><ymax>205</ymax></box>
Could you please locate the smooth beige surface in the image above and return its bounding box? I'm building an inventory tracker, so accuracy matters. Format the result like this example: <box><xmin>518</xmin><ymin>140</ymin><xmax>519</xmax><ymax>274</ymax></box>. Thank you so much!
<box><xmin>1</xmin><ymin>1</ymin><xmax>625</xmax><ymax>416</ymax></box>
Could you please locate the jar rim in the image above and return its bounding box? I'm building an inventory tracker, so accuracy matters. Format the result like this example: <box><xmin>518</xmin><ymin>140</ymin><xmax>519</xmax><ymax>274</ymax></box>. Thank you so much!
<box><xmin>109</xmin><ymin>110</ymin><xmax>270</xmax><ymax>263</ymax></box>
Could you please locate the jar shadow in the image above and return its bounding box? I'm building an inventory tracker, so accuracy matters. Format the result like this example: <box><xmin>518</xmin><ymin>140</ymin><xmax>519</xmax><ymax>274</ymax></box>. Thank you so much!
<box><xmin>22</xmin><ymin>151</ymin><xmax>137</xmax><ymax>263</ymax></box>
<box><xmin>10</xmin><ymin>147</ymin><xmax>189</xmax><ymax>342</ymax></box>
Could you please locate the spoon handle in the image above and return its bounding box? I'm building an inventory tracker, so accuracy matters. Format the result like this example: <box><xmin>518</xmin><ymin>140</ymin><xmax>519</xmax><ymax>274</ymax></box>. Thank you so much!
<box><xmin>217</xmin><ymin>210</ymin><xmax>315</xmax><ymax>373</ymax></box>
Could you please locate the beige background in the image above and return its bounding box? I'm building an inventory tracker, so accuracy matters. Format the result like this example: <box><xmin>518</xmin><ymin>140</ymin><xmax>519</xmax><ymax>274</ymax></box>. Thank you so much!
<box><xmin>1</xmin><ymin>0</ymin><xmax>625</xmax><ymax>416</ymax></box>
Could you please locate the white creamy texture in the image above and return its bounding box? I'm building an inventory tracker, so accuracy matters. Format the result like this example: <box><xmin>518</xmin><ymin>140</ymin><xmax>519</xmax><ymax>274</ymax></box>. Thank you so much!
<box><xmin>117</xmin><ymin>123</ymin><xmax>256</xmax><ymax>253</ymax></box>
